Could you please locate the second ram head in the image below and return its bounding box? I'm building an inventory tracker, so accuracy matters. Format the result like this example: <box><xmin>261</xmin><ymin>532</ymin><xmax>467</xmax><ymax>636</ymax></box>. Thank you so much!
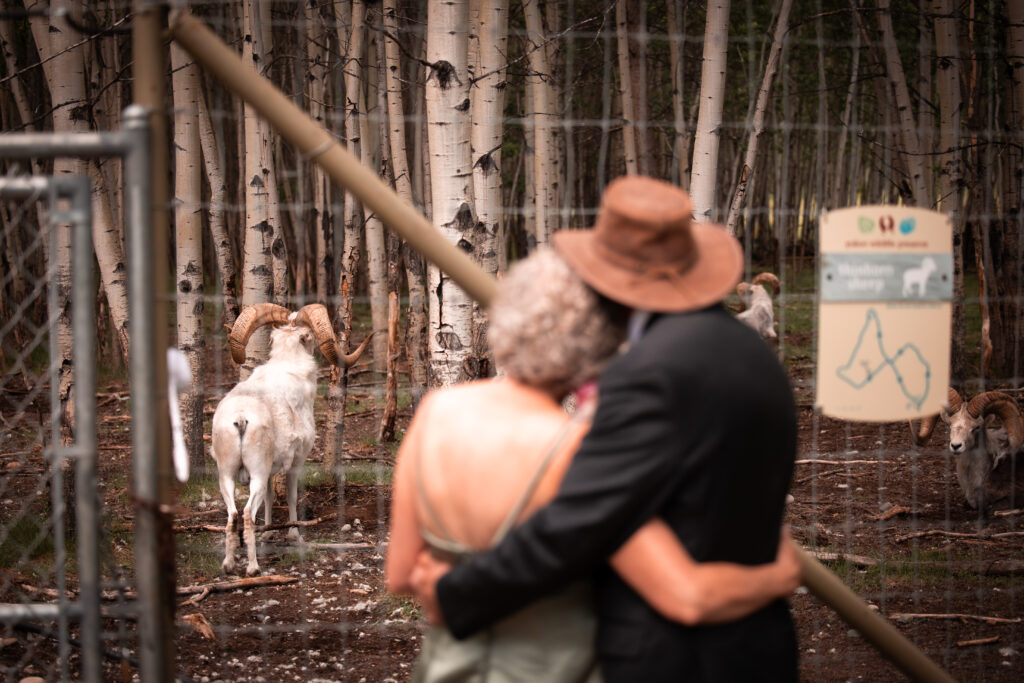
<box><xmin>911</xmin><ymin>387</ymin><xmax>1024</xmax><ymax>510</ymax></box>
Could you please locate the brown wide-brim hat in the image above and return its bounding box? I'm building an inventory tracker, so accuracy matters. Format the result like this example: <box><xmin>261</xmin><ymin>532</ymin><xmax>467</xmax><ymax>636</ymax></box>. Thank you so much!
<box><xmin>551</xmin><ymin>175</ymin><xmax>743</xmax><ymax>313</ymax></box>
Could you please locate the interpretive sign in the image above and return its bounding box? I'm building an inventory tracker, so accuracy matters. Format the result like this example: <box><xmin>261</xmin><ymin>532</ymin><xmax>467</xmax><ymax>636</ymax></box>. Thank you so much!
<box><xmin>816</xmin><ymin>206</ymin><xmax>952</xmax><ymax>422</ymax></box>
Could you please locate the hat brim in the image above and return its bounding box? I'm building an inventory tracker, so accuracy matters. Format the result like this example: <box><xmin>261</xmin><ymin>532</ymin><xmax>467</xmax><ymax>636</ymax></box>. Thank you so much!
<box><xmin>551</xmin><ymin>222</ymin><xmax>744</xmax><ymax>313</ymax></box>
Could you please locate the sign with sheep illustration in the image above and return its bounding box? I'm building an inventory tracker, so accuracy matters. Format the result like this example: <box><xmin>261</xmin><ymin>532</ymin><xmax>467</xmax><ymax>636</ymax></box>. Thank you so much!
<box><xmin>816</xmin><ymin>206</ymin><xmax>952</xmax><ymax>422</ymax></box>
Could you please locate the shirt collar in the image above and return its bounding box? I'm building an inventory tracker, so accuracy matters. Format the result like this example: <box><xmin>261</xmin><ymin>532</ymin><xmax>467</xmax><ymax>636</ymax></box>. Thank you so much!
<box><xmin>627</xmin><ymin>310</ymin><xmax>653</xmax><ymax>346</ymax></box>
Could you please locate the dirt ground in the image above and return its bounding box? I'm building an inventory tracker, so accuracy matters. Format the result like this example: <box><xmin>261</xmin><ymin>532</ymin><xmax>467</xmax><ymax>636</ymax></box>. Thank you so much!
<box><xmin>1</xmin><ymin>347</ymin><xmax>1022</xmax><ymax>682</ymax></box>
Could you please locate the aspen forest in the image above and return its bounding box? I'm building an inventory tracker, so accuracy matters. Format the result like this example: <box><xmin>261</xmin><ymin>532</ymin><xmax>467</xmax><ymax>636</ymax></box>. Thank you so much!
<box><xmin>1</xmin><ymin>1</ymin><xmax>1023</xmax><ymax>681</ymax></box>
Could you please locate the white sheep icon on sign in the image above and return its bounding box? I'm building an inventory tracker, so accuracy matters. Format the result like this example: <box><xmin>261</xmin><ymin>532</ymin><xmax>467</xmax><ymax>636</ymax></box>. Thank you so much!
<box><xmin>901</xmin><ymin>256</ymin><xmax>937</xmax><ymax>297</ymax></box>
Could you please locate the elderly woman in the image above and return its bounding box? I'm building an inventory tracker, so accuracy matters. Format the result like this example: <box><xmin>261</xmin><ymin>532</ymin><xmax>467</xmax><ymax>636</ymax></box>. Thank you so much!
<box><xmin>386</xmin><ymin>248</ymin><xmax>799</xmax><ymax>682</ymax></box>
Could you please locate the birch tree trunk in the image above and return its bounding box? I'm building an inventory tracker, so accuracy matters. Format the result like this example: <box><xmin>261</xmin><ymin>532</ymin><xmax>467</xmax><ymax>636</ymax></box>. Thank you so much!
<box><xmin>259</xmin><ymin>3</ymin><xmax>288</xmax><ymax>305</ymax></box>
<box><xmin>470</xmin><ymin>0</ymin><xmax>508</xmax><ymax>275</ymax></box>
<box><xmin>630</xmin><ymin>3</ymin><xmax>651</xmax><ymax>176</ymax></box>
<box><xmin>325</xmin><ymin>0</ymin><xmax>366</xmax><ymax>472</ymax></box>
<box><xmin>832</xmin><ymin>32</ymin><xmax>860</xmax><ymax>208</ymax></box>
<box><xmin>724</xmin><ymin>0</ymin><xmax>792</xmax><ymax>236</ymax></box>
<box><xmin>26</xmin><ymin>1</ymin><xmax>78</xmax><ymax>442</ymax></box>
<box><xmin>917</xmin><ymin>2</ymin><xmax>935</xmax><ymax>202</ymax></box>
<box><xmin>616</xmin><ymin>0</ymin><xmax>639</xmax><ymax>175</ymax></box>
<box><xmin>667</xmin><ymin>0</ymin><xmax>690</xmax><ymax>186</ymax></box>
<box><xmin>426</xmin><ymin>0</ymin><xmax>477</xmax><ymax>387</ymax></box>
<box><xmin>170</xmin><ymin>38</ymin><xmax>206</xmax><ymax>474</ymax></box>
<box><xmin>361</xmin><ymin>21</ymin><xmax>390</xmax><ymax>374</ymax></box>
<box><xmin>29</xmin><ymin>1</ymin><xmax>132</xmax><ymax>369</ymax></box>
<box><xmin>338</xmin><ymin>0</ymin><xmax>366</xmax><ymax>344</ymax></box>
<box><xmin>305</xmin><ymin>0</ymin><xmax>332</xmax><ymax>305</ymax></box>
<box><xmin>240</xmin><ymin>0</ymin><xmax>276</xmax><ymax>376</ymax></box>
<box><xmin>383</xmin><ymin>0</ymin><xmax>428</xmax><ymax>400</ymax></box>
<box><xmin>933</xmin><ymin>0</ymin><xmax>966</xmax><ymax>378</ymax></box>
<box><xmin>544</xmin><ymin>2</ymin><xmax>564</xmax><ymax>215</ymax></box>
<box><xmin>524</xmin><ymin>0</ymin><xmax>556</xmax><ymax>245</ymax></box>
<box><xmin>468</xmin><ymin>0</ymin><xmax>508</xmax><ymax>380</ymax></box>
<box><xmin>877</xmin><ymin>0</ymin><xmax>928</xmax><ymax>206</ymax></box>
<box><xmin>690</xmin><ymin>0</ymin><xmax>731</xmax><ymax>222</ymax></box>
<box><xmin>197</xmin><ymin>86</ymin><xmax>238</xmax><ymax>326</ymax></box>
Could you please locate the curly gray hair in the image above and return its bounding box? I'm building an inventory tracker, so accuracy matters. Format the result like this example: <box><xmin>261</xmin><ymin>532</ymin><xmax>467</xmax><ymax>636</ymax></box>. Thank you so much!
<box><xmin>489</xmin><ymin>247</ymin><xmax>627</xmax><ymax>399</ymax></box>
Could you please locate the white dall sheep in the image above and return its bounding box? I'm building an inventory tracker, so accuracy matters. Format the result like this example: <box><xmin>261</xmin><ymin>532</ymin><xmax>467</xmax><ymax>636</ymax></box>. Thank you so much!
<box><xmin>212</xmin><ymin>303</ymin><xmax>371</xmax><ymax>575</ymax></box>
<box><xmin>901</xmin><ymin>256</ymin><xmax>937</xmax><ymax>297</ymax></box>
<box><xmin>910</xmin><ymin>387</ymin><xmax>1023</xmax><ymax>509</ymax></box>
<box><xmin>736</xmin><ymin>272</ymin><xmax>780</xmax><ymax>341</ymax></box>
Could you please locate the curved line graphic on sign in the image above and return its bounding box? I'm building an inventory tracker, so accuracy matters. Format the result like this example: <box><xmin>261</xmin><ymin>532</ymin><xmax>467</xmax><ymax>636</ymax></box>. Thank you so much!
<box><xmin>835</xmin><ymin>308</ymin><xmax>931</xmax><ymax>410</ymax></box>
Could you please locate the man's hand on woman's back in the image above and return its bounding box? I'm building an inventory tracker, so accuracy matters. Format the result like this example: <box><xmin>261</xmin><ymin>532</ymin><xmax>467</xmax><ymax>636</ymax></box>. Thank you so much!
<box><xmin>409</xmin><ymin>550</ymin><xmax>451</xmax><ymax>625</ymax></box>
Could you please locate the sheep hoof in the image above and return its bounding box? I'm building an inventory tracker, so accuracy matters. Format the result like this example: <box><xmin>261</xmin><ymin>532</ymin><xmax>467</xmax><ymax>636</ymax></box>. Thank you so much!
<box><xmin>222</xmin><ymin>557</ymin><xmax>236</xmax><ymax>574</ymax></box>
<box><xmin>245</xmin><ymin>565</ymin><xmax>261</xmax><ymax>577</ymax></box>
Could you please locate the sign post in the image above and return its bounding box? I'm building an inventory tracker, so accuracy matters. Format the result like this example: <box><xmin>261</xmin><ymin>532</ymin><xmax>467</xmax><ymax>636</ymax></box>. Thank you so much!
<box><xmin>817</xmin><ymin>206</ymin><xmax>953</xmax><ymax>421</ymax></box>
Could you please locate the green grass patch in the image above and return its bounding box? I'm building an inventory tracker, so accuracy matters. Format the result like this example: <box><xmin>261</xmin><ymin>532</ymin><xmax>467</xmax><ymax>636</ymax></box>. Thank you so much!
<box><xmin>0</xmin><ymin>511</ymin><xmax>56</xmax><ymax>579</ymax></box>
<box><xmin>813</xmin><ymin>544</ymin><xmax>1024</xmax><ymax>593</ymax></box>
<box><xmin>378</xmin><ymin>592</ymin><xmax>420</xmax><ymax>621</ymax></box>
<box><xmin>301</xmin><ymin>462</ymin><xmax>335</xmax><ymax>490</ymax></box>
<box><xmin>177</xmin><ymin>472</ymin><xmax>220</xmax><ymax>507</ymax></box>
<box><xmin>344</xmin><ymin>462</ymin><xmax>393</xmax><ymax>485</ymax></box>
<box><xmin>397</xmin><ymin>389</ymin><xmax>414</xmax><ymax>412</ymax></box>
<box><xmin>176</xmin><ymin>536</ymin><xmax>224</xmax><ymax>580</ymax></box>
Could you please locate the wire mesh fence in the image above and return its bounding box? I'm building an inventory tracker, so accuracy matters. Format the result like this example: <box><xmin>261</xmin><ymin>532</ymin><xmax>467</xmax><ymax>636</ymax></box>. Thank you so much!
<box><xmin>0</xmin><ymin>0</ymin><xmax>1021</xmax><ymax>681</ymax></box>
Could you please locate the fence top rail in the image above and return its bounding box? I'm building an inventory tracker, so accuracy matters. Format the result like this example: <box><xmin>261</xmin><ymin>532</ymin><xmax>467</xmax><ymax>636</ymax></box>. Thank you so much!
<box><xmin>0</xmin><ymin>105</ymin><xmax>150</xmax><ymax>160</ymax></box>
<box><xmin>0</xmin><ymin>175</ymin><xmax>89</xmax><ymax>199</ymax></box>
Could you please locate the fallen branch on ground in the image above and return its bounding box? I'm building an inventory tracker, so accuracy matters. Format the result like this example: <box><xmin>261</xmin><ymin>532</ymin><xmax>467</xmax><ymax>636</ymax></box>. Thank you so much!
<box><xmin>956</xmin><ymin>636</ymin><xmax>999</xmax><ymax>647</ymax></box>
<box><xmin>181</xmin><ymin>612</ymin><xmax>216</xmax><ymax>639</ymax></box>
<box><xmin>994</xmin><ymin>508</ymin><xmax>1021</xmax><ymax>517</ymax></box>
<box><xmin>18</xmin><ymin>583</ymin><xmax>66</xmax><ymax>600</ymax></box>
<box><xmin>302</xmin><ymin>542</ymin><xmax>375</xmax><ymax>551</ymax></box>
<box><xmin>178</xmin><ymin>587</ymin><xmax>210</xmax><ymax>607</ymax></box>
<box><xmin>177</xmin><ymin>575</ymin><xmax>298</xmax><ymax>597</ymax></box>
<box><xmin>256</xmin><ymin>514</ymin><xmax>336</xmax><ymax>532</ymax></box>
<box><xmin>794</xmin><ymin>459</ymin><xmax>896</xmax><ymax>466</ymax></box>
<box><xmin>892</xmin><ymin>529</ymin><xmax>1000</xmax><ymax>544</ymax></box>
<box><xmin>872</xmin><ymin>505</ymin><xmax>911</xmax><ymax>521</ymax></box>
<box><xmin>794</xmin><ymin>469</ymin><xmax>874</xmax><ymax>486</ymax></box>
<box><xmin>893</xmin><ymin>528</ymin><xmax>1024</xmax><ymax>544</ymax></box>
<box><xmin>808</xmin><ymin>550</ymin><xmax>878</xmax><ymax>567</ymax></box>
<box><xmin>173</xmin><ymin>514</ymin><xmax>337</xmax><ymax>534</ymax></box>
<box><xmin>890</xmin><ymin>612</ymin><xmax>1021</xmax><ymax>625</ymax></box>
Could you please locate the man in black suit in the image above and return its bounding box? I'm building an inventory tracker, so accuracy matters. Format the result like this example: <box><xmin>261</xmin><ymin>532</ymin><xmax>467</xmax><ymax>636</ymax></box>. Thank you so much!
<box><xmin>412</xmin><ymin>175</ymin><xmax>798</xmax><ymax>681</ymax></box>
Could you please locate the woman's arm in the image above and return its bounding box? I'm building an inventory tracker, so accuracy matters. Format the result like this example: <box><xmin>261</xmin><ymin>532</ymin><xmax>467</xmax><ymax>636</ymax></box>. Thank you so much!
<box><xmin>384</xmin><ymin>401</ymin><xmax>430</xmax><ymax>595</ymax></box>
<box><xmin>609</xmin><ymin>519</ymin><xmax>800</xmax><ymax>625</ymax></box>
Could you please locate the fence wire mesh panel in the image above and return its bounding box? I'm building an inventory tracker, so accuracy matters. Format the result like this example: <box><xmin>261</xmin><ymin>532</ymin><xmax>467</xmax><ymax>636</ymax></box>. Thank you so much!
<box><xmin>1</xmin><ymin>0</ymin><xmax>1022</xmax><ymax>681</ymax></box>
<box><xmin>0</xmin><ymin>175</ymin><xmax>107</xmax><ymax>682</ymax></box>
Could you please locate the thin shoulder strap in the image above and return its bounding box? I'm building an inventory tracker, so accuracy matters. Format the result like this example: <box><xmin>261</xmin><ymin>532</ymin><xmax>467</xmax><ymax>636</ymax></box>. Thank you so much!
<box><xmin>412</xmin><ymin>438</ymin><xmax>461</xmax><ymax>547</ymax></box>
<box><xmin>488</xmin><ymin>411</ymin><xmax>585</xmax><ymax>546</ymax></box>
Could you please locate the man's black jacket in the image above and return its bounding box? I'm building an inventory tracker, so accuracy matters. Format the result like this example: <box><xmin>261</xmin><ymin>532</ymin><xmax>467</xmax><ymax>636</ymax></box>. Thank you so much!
<box><xmin>437</xmin><ymin>304</ymin><xmax>798</xmax><ymax>682</ymax></box>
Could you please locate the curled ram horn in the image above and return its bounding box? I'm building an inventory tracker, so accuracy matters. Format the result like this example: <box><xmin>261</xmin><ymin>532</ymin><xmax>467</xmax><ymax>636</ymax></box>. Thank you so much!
<box><xmin>342</xmin><ymin>330</ymin><xmax>378</xmax><ymax>369</ymax></box>
<box><xmin>909</xmin><ymin>414</ymin><xmax>940</xmax><ymax>447</ymax></box>
<box><xmin>227</xmin><ymin>303</ymin><xmax>292</xmax><ymax>365</ymax></box>
<box><xmin>293</xmin><ymin>303</ymin><xmax>339</xmax><ymax>366</ymax></box>
<box><xmin>966</xmin><ymin>391</ymin><xmax>1024</xmax><ymax>452</ymax></box>
<box><xmin>908</xmin><ymin>386</ymin><xmax>960</xmax><ymax>446</ymax></box>
<box><xmin>752</xmin><ymin>272</ymin><xmax>780</xmax><ymax>297</ymax></box>
<box><xmin>945</xmin><ymin>386</ymin><xmax>963</xmax><ymax>414</ymax></box>
<box><xmin>735</xmin><ymin>282</ymin><xmax>752</xmax><ymax>310</ymax></box>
